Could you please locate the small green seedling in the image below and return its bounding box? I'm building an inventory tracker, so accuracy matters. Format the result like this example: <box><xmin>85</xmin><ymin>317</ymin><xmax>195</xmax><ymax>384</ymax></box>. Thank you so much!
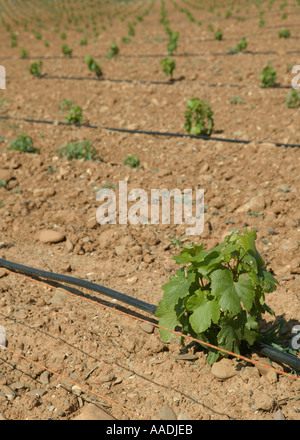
<box><xmin>20</xmin><ymin>46</ymin><xmax>29</xmax><ymax>58</ymax></box>
<box><xmin>229</xmin><ymin>96</ymin><xmax>244</xmax><ymax>104</ymax></box>
<box><xmin>214</xmin><ymin>29</ymin><xmax>223</xmax><ymax>40</ymax></box>
<box><xmin>155</xmin><ymin>229</ymin><xmax>278</xmax><ymax>364</ymax></box>
<box><xmin>80</xmin><ymin>36</ymin><xmax>88</xmax><ymax>45</ymax></box>
<box><xmin>107</xmin><ymin>42</ymin><xmax>119</xmax><ymax>59</ymax></box>
<box><xmin>160</xmin><ymin>58</ymin><xmax>176</xmax><ymax>80</ymax></box>
<box><xmin>286</xmin><ymin>90</ymin><xmax>300</xmax><ymax>108</ymax></box>
<box><xmin>236</xmin><ymin>37</ymin><xmax>248</xmax><ymax>51</ymax></box>
<box><xmin>62</xmin><ymin>44</ymin><xmax>73</xmax><ymax>57</ymax></box>
<box><xmin>66</xmin><ymin>106</ymin><xmax>83</xmax><ymax>124</ymax></box>
<box><xmin>184</xmin><ymin>98</ymin><xmax>214</xmax><ymax>136</ymax></box>
<box><xmin>85</xmin><ymin>55</ymin><xmax>102</xmax><ymax>77</ymax></box>
<box><xmin>57</xmin><ymin>140</ymin><xmax>97</xmax><ymax>161</ymax></box>
<box><xmin>260</xmin><ymin>65</ymin><xmax>277</xmax><ymax>88</ymax></box>
<box><xmin>170</xmin><ymin>234</ymin><xmax>187</xmax><ymax>249</ymax></box>
<box><xmin>228</xmin><ymin>37</ymin><xmax>247</xmax><ymax>54</ymax></box>
<box><xmin>279</xmin><ymin>29</ymin><xmax>290</xmax><ymax>38</ymax></box>
<box><xmin>167</xmin><ymin>31</ymin><xmax>179</xmax><ymax>55</ymax></box>
<box><xmin>128</xmin><ymin>22</ymin><xmax>135</xmax><ymax>36</ymax></box>
<box><xmin>29</xmin><ymin>60</ymin><xmax>43</xmax><ymax>77</ymax></box>
<box><xmin>58</xmin><ymin>99</ymin><xmax>75</xmax><ymax>113</ymax></box>
<box><xmin>10</xmin><ymin>32</ymin><xmax>18</xmax><ymax>47</ymax></box>
<box><xmin>7</xmin><ymin>134</ymin><xmax>39</xmax><ymax>154</ymax></box>
<box><xmin>124</xmin><ymin>155</ymin><xmax>140</xmax><ymax>168</ymax></box>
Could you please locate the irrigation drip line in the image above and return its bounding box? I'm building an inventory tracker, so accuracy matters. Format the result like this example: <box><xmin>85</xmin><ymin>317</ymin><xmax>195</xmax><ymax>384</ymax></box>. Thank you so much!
<box><xmin>34</xmin><ymin>74</ymin><xmax>241</xmax><ymax>88</ymax></box>
<box><xmin>0</xmin><ymin>258</ymin><xmax>299</xmax><ymax>373</ymax></box>
<box><xmin>38</xmin><ymin>74</ymin><xmax>175</xmax><ymax>86</ymax></box>
<box><xmin>3</xmin><ymin>49</ymin><xmax>300</xmax><ymax>61</ymax></box>
<box><xmin>36</xmin><ymin>74</ymin><xmax>291</xmax><ymax>89</ymax></box>
<box><xmin>1</xmin><ymin>114</ymin><xmax>300</xmax><ymax>149</ymax></box>
<box><xmin>0</xmin><ymin>258</ymin><xmax>156</xmax><ymax>316</ymax></box>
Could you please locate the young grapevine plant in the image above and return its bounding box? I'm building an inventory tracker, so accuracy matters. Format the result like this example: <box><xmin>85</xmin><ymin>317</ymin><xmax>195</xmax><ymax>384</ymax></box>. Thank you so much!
<box><xmin>155</xmin><ymin>229</ymin><xmax>278</xmax><ymax>364</ymax></box>
<box><xmin>260</xmin><ymin>66</ymin><xmax>277</xmax><ymax>88</ymax></box>
<box><xmin>29</xmin><ymin>60</ymin><xmax>43</xmax><ymax>77</ymax></box>
<box><xmin>85</xmin><ymin>55</ymin><xmax>102</xmax><ymax>77</ymax></box>
<box><xmin>160</xmin><ymin>58</ymin><xmax>176</xmax><ymax>80</ymax></box>
<box><xmin>184</xmin><ymin>98</ymin><xmax>214</xmax><ymax>136</ymax></box>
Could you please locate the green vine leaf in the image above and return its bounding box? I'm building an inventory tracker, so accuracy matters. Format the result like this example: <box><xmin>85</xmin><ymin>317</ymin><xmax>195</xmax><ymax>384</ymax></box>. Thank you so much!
<box><xmin>211</xmin><ymin>269</ymin><xmax>242</xmax><ymax>316</ymax></box>
<box><xmin>155</xmin><ymin>299</ymin><xmax>180</xmax><ymax>342</ymax></box>
<box><xmin>186</xmin><ymin>290</ymin><xmax>220</xmax><ymax>333</ymax></box>
<box><xmin>161</xmin><ymin>268</ymin><xmax>195</xmax><ymax>308</ymax></box>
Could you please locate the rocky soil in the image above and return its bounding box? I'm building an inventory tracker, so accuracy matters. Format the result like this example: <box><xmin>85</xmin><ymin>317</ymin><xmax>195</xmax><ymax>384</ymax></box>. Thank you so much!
<box><xmin>0</xmin><ymin>0</ymin><xmax>299</xmax><ymax>420</ymax></box>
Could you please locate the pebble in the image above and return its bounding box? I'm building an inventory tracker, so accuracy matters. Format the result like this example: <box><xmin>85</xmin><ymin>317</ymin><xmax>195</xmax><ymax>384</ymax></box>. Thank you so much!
<box><xmin>29</xmin><ymin>388</ymin><xmax>47</xmax><ymax>398</ymax></box>
<box><xmin>177</xmin><ymin>413</ymin><xmax>192</xmax><ymax>420</ymax></box>
<box><xmin>39</xmin><ymin>370</ymin><xmax>50</xmax><ymax>385</ymax></box>
<box><xmin>249</xmin><ymin>195</ymin><xmax>265</xmax><ymax>211</ymax></box>
<box><xmin>72</xmin><ymin>403</ymin><xmax>116</xmax><ymax>420</ymax></box>
<box><xmin>14</xmin><ymin>310</ymin><xmax>27</xmax><ymax>320</ymax></box>
<box><xmin>173</xmin><ymin>354</ymin><xmax>198</xmax><ymax>361</ymax></box>
<box><xmin>10</xmin><ymin>382</ymin><xmax>26</xmax><ymax>391</ymax></box>
<box><xmin>278</xmin><ymin>184</ymin><xmax>291</xmax><ymax>193</ymax></box>
<box><xmin>155</xmin><ymin>404</ymin><xmax>177</xmax><ymax>420</ymax></box>
<box><xmin>65</xmin><ymin>239</ymin><xmax>74</xmax><ymax>252</ymax></box>
<box><xmin>37</xmin><ymin>229</ymin><xmax>65</xmax><ymax>244</ymax></box>
<box><xmin>71</xmin><ymin>385</ymin><xmax>82</xmax><ymax>396</ymax></box>
<box><xmin>252</xmin><ymin>390</ymin><xmax>275</xmax><ymax>411</ymax></box>
<box><xmin>265</xmin><ymin>369</ymin><xmax>278</xmax><ymax>384</ymax></box>
<box><xmin>98</xmin><ymin>374</ymin><xmax>115</xmax><ymax>383</ymax></box>
<box><xmin>211</xmin><ymin>358</ymin><xmax>239</xmax><ymax>380</ymax></box>
<box><xmin>140</xmin><ymin>322</ymin><xmax>155</xmax><ymax>334</ymax></box>
<box><xmin>235</xmin><ymin>202</ymin><xmax>250</xmax><ymax>213</ymax></box>
<box><xmin>2</xmin><ymin>385</ymin><xmax>16</xmax><ymax>400</ymax></box>
<box><xmin>0</xmin><ymin>325</ymin><xmax>6</xmax><ymax>349</ymax></box>
<box><xmin>49</xmin><ymin>289</ymin><xmax>67</xmax><ymax>305</ymax></box>
<box><xmin>126</xmin><ymin>276</ymin><xmax>137</xmax><ymax>284</ymax></box>
<box><xmin>273</xmin><ymin>409</ymin><xmax>285</xmax><ymax>420</ymax></box>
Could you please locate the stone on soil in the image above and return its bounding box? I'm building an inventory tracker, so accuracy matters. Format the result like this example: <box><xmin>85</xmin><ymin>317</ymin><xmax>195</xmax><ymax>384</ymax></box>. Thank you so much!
<box><xmin>155</xmin><ymin>404</ymin><xmax>177</xmax><ymax>420</ymax></box>
<box><xmin>140</xmin><ymin>322</ymin><xmax>155</xmax><ymax>334</ymax></box>
<box><xmin>37</xmin><ymin>229</ymin><xmax>65</xmax><ymax>244</ymax></box>
<box><xmin>72</xmin><ymin>403</ymin><xmax>116</xmax><ymax>420</ymax></box>
<box><xmin>211</xmin><ymin>358</ymin><xmax>239</xmax><ymax>380</ymax></box>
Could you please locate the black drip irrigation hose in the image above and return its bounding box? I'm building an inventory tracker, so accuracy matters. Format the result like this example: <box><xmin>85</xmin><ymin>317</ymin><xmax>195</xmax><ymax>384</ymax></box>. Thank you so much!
<box><xmin>0</xmin><ymin>258</ymin><xmax>156</xmax><ymax>316</ymax></box>
<box><xmin>6</xmin><ymin>73</ymin><xmax>292</xmax><ymax>89</ymax></box>
<box><xmin>1</xmin><ymin>114</ymin><xmax>300</xmax><ymax>149</ymax></box>
<box><xmin>0</xmin><ymin>258</ymin><xmax>299</xmax><ymax>372</ymax></box>
<box><xmin>36</xmin><ymin>74</ymin><xmax>242</xmax><ymax>88</ymax></box>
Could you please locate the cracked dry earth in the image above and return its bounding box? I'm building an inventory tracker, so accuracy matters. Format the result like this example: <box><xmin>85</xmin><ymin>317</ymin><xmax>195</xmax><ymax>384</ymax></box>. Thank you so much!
<box><xmin>0</xmin><ymin>0</ymin><xmax>299</xmax><ymax>421</ymax></box>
